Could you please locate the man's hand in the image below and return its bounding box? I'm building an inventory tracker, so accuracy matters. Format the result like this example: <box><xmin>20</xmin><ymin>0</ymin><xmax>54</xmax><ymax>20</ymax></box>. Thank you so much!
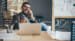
<box><xmin>27</xmin><ymin>8</ymin><xmax>35</xmax><ymax>21</ymax></box>
<box><xmin>27</xmin><ymin>8</ymin><xmax>33</xmax><ymax>16</ymax></box>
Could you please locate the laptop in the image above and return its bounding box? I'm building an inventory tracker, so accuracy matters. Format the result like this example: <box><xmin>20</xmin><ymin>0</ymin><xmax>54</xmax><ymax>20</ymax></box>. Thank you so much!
<box><xmin>16</xmin><ymin>23</ymin><xmax>41</xmax><ymax>35</ymax></box>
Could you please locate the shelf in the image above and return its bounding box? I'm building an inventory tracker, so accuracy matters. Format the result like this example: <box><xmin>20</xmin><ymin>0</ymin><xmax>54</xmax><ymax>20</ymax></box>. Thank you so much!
<box><xmin>55</xmin><ymin>16</ymin><xmax>75</xmax><ymax>18</ymax></box>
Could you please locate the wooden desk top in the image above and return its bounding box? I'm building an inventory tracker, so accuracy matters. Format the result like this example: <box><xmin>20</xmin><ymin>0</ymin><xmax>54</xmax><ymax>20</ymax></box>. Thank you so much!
<box><xmin>0</xmin><ymin>30</ymin><xmax>65</xmax><ymax>41</ymax></box>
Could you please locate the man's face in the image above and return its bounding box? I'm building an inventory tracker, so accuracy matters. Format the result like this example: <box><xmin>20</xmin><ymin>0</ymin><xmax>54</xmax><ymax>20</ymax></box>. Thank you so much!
<box><xmin>22</xmin><ymin>4</ymin><xmax>31</xmax><ymax>11</ymax></box>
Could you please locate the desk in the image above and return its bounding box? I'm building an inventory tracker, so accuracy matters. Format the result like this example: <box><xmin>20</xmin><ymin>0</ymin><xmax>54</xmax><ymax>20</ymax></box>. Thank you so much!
<box><xmin>0</xmin><ymin>29</ymin><xmax>65</xmax><ymax>41</ymax></box>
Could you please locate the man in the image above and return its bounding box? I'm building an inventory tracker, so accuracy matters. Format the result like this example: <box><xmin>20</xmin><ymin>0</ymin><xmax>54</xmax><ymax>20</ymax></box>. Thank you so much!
<box><xmin>11</xmin><ymin>2</ymin><xmax>36</xmax><ymax>30</ymax></box>
<box><xmin>18</xmin><ymin>2</ymin><xmax>36</xmax><ymax>23</ymax></box>
<box><xmin>12</xmin><ymin>2</ymin><xmax>47</xmax><ymax>31</ymax></box>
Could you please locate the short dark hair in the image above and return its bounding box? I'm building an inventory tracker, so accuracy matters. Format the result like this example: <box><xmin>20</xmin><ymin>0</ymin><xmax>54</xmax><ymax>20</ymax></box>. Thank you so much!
<box><xmin>21</xmin><ymin>2</ymin><xmax>30</xmax><ymax>8</ymax></box>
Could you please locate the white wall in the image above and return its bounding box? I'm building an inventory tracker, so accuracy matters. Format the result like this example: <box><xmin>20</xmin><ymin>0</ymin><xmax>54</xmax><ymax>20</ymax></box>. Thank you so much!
<box><xmin>71</xmin><ymin>0</ymin><xmax>75</xmax><ymax>16</ymax></box>
<box><xmin>54</xmin><ymin>0</ymin><xmax>75</xmax><ymax>16</ymax></box>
